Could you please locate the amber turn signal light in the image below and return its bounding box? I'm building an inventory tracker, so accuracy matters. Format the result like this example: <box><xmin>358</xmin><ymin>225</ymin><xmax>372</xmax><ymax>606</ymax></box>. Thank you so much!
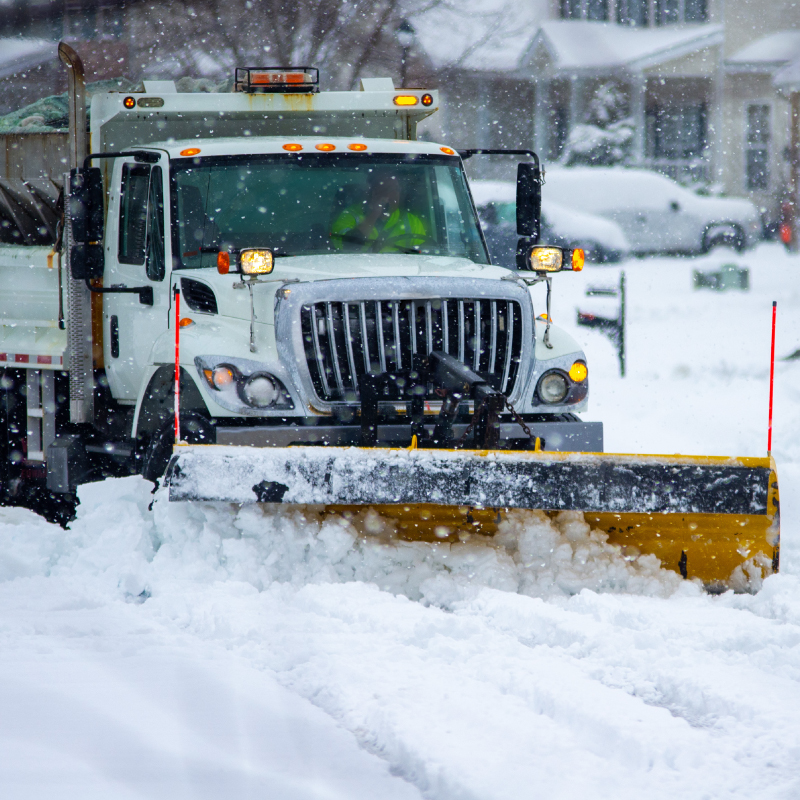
<box><xmin>569</xmin><ymin>361</ymin><xmax>588</xmax><ymax>382</ymax></box>
<box><xmin>217</xmin><ymin>251</ymin><xmax>230</xmax><ymax>274</ymax></box>
<box><xmin>571</xmin><ymin>248</ymin><xmax>585</xmax><ymax>271</ymax></box>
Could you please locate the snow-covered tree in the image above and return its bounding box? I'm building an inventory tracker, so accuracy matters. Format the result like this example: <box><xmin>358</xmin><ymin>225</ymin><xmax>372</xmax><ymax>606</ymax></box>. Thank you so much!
<box><xmin>562</xmin><ymin>82</ymin><xmax>634</xmax><ymax>167</ymax></box>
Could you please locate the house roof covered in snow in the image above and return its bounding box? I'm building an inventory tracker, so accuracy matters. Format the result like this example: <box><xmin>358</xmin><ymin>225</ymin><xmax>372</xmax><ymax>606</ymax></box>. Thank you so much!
<box><xmin>774</xmin><ymin>56</ymin><xmax>800</xmax><ymax>93</ymax></box>
<box><xmin>523</xmin><ymin>21</ymin><xmax>723</xmax><ymax>75</ymax></box>
<box><xmin>0</xmin><ymin>38</ymin><xmax>55</xmax><ymax>80</ymax></box>
<box><xmin>726</xmin><ymin>31</ymin><xmax>800</xmax><ymax>74</ymax></box>
<box><xmin>413</xmin><ymin>9</ymin><xmax>723</xmax><ymax>79</ymax></box>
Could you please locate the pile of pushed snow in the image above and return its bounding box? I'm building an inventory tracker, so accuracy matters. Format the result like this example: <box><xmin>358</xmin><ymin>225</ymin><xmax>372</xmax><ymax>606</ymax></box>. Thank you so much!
<box><xmin>0</xmin><ymin>476</ymin><xmax>686</xmax><ymax>603</ymax></box>
<box><xmin>154</xmin><ymin>498</ymin><xmax>687</xmax><ymax>604</ymax></box>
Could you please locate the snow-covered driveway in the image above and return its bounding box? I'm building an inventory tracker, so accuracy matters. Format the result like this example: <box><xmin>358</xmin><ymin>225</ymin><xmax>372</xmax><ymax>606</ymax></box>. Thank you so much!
<box><xmin>1</xmin><ymin>243</ymin><xmax>799</xmax><ymax>799</ymax></box>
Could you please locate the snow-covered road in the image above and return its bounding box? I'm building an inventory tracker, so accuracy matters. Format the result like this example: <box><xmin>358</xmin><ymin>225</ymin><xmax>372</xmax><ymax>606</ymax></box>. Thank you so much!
<box><xmin>2</xmin><ymin>243</ymin><xmax>800</xmax><ymax>799</ymax></box>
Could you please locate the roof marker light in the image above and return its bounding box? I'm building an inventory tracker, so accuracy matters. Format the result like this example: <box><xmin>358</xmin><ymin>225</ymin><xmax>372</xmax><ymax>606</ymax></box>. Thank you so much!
<box><xmin>315</xmin><ymin>143</ymin><xmax>336</xmax><ymax>151</ymax></box>
<box><xmin>283</xmin><ymin>143</ymin><xmax>303</xmax><ymax>151</ymax></box>
<box><xmin>348</xmin><ymin>143</ymin><xmax>368</xmax><ymax>151</ymax></box>
<box><xmin>180</xmin><ymin>147</ymin><xmax>201</xmax><ymax>156</ymax></box>
<box><xmin>440</xmin><ymin>146</ymin><xmax>456</xmax><ymax>155</ymax></box>
<box><xmin>123</xmin><ymin>96</ymin><xmax>136</xmax><ymax>109</ymax></box>
<box><xmin>393</xmin><ymin>95</ymin><xmax>418</xmax><ymax>106</ymax></box>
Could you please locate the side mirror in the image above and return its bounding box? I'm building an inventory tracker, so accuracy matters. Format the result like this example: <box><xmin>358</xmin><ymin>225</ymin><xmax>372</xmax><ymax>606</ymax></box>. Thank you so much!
<box><xmin>68</xmin><ymin>167</ymin><xmax>104</xmax><ymax>280</ymax></box>
<box><xmin>516</xmin><ymin>161</ymin><xmax>541</xmax><ymax>240</ymax></box>
<box><xmin>69</xmin><ymin>167</ymin><xmax>104</xmax><ymax>246</ymax></box>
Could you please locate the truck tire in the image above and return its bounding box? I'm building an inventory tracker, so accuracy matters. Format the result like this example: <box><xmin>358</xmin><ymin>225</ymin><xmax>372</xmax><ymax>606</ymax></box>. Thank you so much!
<box><xmin>142</xmin><ymin>412</ymin><xmax>214</xmax><ymax>484</ymax></box>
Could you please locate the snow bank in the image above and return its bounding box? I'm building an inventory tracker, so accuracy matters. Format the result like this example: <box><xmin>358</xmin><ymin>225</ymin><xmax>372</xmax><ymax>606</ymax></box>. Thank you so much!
<box><xmin>2</xmin><ymin>241</ymin><xmax>800</xmax><ymax>798</ymax></box>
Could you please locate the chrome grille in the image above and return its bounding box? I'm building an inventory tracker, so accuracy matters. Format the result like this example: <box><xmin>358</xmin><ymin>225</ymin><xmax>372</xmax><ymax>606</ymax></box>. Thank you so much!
<box><xmin>300</xmin><ymin>298</ymin><xmax>523</xmax><ymax>402</ymax></box>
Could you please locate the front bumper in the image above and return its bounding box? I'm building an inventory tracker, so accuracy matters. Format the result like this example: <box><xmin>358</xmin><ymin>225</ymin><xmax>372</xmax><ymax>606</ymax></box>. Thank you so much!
<box><xmin>215</xmin><ymin>418</ymin><xmax>603</xmax><ymax>452</ymax></box>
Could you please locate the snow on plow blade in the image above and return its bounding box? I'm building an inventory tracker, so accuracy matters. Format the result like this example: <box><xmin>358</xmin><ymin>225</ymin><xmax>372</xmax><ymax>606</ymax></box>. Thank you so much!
<box><xmin>166</xmin><ymin>445</ymin><xmax>779</xmax><ymax>589</ymax></box>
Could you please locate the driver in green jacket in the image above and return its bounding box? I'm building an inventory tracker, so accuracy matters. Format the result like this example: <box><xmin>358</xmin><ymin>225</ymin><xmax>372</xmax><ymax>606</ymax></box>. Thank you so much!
<box><xmin>330</xmin><ymin>172</ymin><xmax>428</xmax><ymax>253</ymax></box>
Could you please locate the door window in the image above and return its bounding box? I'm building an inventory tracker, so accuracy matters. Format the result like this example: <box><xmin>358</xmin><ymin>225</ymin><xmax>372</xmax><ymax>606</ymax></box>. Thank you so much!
<box><xmin>118</xmin><ymin>163</ymin><xmax>165</xmax><ymax>280</ymax></box>
<box><xmin>146</xmin><ymin>168</ymin><xmax>165</xmax><ymax>281</ymax></box>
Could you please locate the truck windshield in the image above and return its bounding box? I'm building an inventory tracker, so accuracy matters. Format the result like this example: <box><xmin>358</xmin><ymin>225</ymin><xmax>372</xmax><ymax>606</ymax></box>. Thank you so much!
<box><xmin>170</xmin><ymin>153</ymin><xmax>489</xmax><ymax>267</ymax></box>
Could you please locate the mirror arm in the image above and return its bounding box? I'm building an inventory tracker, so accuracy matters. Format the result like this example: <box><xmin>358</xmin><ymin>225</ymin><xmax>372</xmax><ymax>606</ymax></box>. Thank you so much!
<box><xmin>84</xmin><ymin>278</ymin><xmax>153</xmax><ymax>306</ymax></box>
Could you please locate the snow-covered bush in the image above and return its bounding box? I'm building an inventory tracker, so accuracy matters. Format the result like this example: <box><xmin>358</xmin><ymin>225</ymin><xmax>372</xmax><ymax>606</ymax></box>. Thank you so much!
<box><xmin>562</xmin><ymin>82</ymin><xmax>634</xmax><ymax>167</ymax></box>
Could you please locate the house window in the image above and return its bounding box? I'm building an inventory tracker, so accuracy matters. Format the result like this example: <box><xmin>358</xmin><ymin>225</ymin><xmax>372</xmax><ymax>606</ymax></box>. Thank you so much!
<box><xmin>560</xmin><ymin>0</ymin><xmax>581</xmax><ymax>18</ymax></box>
<box><xmin>586</xmin><ymin>0</ymin><xmax>608</xmax><ymax>20</ymax></box>
<box><xmin>684</xmin><ymin>0</ymin><xmax>708</xmax><ymax>22</ymax></box>
<box><xmin>647</xmin><ymin>104</ymin><xmax>707</xmax><ymax>160</ymax></box>
<box><xmin>617</xmin><ymin>0</ymin><xmax>649</xmax><ymax>25</ymax></box>
<box><xmin>655</xmin><ymin>0</ymin><xmax>680</xmax><ymax>24</ymax></box>
<box><xmin>560</xmin><ymin>0</ymin><xmax>608</xmax><ymax>20</ymax></box>
<box><xmin>745</xmin><ymin>104</ymin><xmax>770</xmax><ymax>191</ymax></box>
<box><xmin>655</xmin><ymin>0</ymin><xmax>707</xmax><ymax>24</ymax></box>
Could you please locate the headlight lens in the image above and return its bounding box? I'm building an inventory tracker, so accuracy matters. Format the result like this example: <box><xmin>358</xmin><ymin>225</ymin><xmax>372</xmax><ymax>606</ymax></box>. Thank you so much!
<box><xmin>241</xmin><ymin>249</ymin><xmax>274</xmax><ymax>275</ymax></box>
<box><xmin>529</xmin><ymin>246</ymin><xmax>563</xmax><ymax>272</ymax></box>
<box><xmin>203</xmin><ymin>365</ymin><xmax>235</xmax><ymax>389</ymax></box>
<box><xmin>538</xmin><ymin>372</ymin><xmax>569</xmax><ymax>404</ymax></box>
<box><xmin>241</xmin><ymin>373</ymin><xmax>277</xmax><ymax>408</ymax></box>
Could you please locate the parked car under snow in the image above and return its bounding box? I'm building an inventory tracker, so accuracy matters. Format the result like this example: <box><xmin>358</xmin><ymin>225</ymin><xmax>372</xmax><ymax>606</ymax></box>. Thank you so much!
<box><xmin>470</xmin><ymin>180</ymin><xmax>630</xmax><ymax>268</ymax></box>
<box><xmin>543</xmin><ymin>167</ymin><xmax>763</xmax><ymax>256</ymax></box>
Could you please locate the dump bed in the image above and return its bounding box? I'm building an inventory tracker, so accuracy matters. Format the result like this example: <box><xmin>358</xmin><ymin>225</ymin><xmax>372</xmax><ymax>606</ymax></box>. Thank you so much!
<box><xmin>0</xmin><ymin>245</ymin><xmax>65</xmax><ymax>367</ymax></box>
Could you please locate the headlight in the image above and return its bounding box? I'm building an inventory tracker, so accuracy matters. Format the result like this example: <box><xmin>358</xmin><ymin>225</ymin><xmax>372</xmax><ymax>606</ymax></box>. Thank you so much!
<box><xmin>529</xmin><ymin>246</ymin><xmax>563</xmax><ymax>272</ymax></box>
<box><xmin>197</xmin><ymin>357</ymin><xmax>293</xmax><ymax>412</ymax></box>
<box><xmin>537</xmin><ymin>371</ymin><xmax>569</xmax><ymax>404</ymax></box>
<box><xmin>241</xmin><ymin>373</ymin><xmax>277</xmax><ymax>408</ymax></box>
<box><xmin>241</xmin><ymin>249</ymin><xmax>274</xmax><ymax>275</ymax></box>
<box><xmin>203</xmin><ymin>365</ymin><xmax>236</xmax><ymax>389</ymax></box>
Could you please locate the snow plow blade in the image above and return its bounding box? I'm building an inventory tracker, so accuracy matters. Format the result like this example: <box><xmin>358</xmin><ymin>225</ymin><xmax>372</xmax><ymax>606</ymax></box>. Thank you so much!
<box><xmin>166</xmin><ymin>445</ymin><xmax>779</xmax><ymax>589</ymax></box>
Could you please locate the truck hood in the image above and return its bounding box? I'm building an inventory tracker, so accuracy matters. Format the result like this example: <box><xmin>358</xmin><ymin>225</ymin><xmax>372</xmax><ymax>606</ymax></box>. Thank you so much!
<box><xmin>178</xmin><ymin>255</ymin><xmax>518</xmax><ymax>326</ymax></box>
<box><xmin>258</xmin><ymin>253</ymin><xmax>509</xmax><ymax>282</ymax></box>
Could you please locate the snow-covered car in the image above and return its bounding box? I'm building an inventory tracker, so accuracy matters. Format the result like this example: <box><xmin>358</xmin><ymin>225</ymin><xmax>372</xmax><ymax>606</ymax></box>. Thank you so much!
<box><xmin>543</xmin><ymin>167</ymin><xmax>763</xmax><ymax>255</ymax></box>
<box><xmin>470</xmin><ymin>180</ymin><xmax>630</xmax><ymax>268</ymax></box>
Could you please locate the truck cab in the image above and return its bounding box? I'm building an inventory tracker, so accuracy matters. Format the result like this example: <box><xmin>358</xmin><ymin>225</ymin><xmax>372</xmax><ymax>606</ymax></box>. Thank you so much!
<box><xmin>0</xmin><ymin>61</ymin><xmax>602</xmax><ymax>505</ymax></box>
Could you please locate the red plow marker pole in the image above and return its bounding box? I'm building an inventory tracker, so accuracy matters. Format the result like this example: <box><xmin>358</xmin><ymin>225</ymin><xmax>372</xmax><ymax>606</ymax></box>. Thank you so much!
<box><xmin>768</xmin><ymin>301</ymin><xmax>777</xmax><ymax>457</ymax></box>
<box><xmin>174</xmin><ymin>286</ymin><xmax>181</xmax><ymax>446</ymax></box>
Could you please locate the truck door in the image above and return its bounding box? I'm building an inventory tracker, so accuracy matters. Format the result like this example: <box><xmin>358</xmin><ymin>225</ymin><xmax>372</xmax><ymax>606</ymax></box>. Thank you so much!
<box><xmin>103</xmin><ymin>156</ymin><xmax>170</xmax><ymax>401</ymax></box>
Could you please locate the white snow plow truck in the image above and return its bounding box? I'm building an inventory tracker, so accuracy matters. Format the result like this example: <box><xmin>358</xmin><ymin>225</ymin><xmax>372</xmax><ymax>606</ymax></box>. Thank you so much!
<box><xmin>0</xmin><ymin>43</ymin><xmax>779</xmax><ymax>590</ymax></box>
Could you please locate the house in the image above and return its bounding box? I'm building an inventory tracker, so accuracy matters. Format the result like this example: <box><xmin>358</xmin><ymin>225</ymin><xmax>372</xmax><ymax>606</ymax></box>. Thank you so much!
<box><xmin>412</xmin><ymin>0</ymin><xmax>800</xmax><ymax>222</ymax></box>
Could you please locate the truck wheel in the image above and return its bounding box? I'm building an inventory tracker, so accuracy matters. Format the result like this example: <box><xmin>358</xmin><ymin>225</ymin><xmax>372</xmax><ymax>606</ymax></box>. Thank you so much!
<box><xmin>142</xmin><ymin>413</ymin><xmax>214</xmax><ymax>484</ymax></box>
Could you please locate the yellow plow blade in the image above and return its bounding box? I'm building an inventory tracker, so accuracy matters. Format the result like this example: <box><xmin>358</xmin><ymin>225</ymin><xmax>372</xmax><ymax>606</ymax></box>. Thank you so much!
<box><xmin>166</xmin><ymin>445</ymin><xmax>779</xmax><ymax>589</ymax></box>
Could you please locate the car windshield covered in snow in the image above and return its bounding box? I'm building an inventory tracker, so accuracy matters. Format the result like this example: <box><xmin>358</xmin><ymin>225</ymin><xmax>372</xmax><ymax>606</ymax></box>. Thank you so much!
<box><xmin>171</xmin><ymin>153</ymin><xmax>489</xmax><ymax>266</ymax></box>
